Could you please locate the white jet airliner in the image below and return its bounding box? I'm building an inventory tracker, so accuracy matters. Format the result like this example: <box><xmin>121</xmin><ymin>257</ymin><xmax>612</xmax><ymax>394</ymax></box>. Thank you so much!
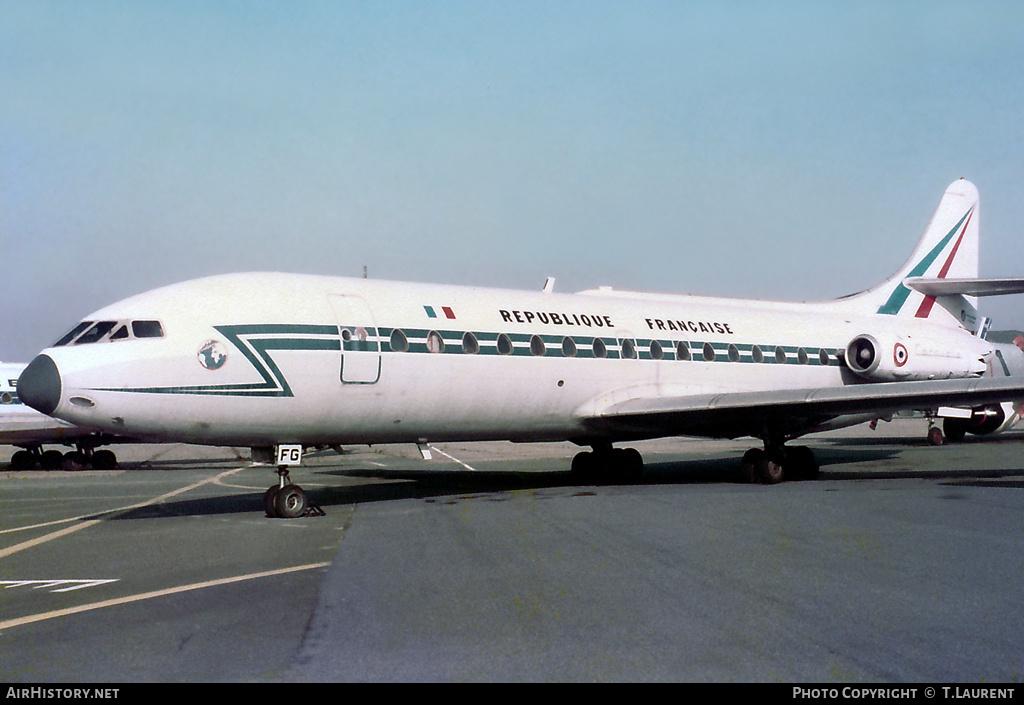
<box><xmin>17</xmin><ymin>178</ymin><xmax>1024</xmax><ymax>517</ymax></box>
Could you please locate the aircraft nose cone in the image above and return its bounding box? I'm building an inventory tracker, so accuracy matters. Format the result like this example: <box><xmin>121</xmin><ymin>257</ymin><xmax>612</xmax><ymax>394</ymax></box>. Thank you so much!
<box><xmin>18</xmin><ymin>354</ymin><xmax>62</xmax><ymax>416</ymax></box>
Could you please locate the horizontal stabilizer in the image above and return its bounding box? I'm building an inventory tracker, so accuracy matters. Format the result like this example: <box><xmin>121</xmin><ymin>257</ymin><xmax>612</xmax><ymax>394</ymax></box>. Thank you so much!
<box><xmin>904</xmin><ymin>277</ymin><xmax>1024</xmax><ymax>297</ymax></box>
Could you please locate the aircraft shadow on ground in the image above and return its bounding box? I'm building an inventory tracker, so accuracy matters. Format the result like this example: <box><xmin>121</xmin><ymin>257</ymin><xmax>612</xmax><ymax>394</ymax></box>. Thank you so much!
<box><xmin>106</xmin><ymin>444</ymin><xmax>1024</xmax><ymax>520</ymax></box>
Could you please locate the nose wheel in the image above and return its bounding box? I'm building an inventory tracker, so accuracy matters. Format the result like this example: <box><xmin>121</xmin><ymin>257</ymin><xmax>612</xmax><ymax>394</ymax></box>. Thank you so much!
<box><xmin>264</xmin><ymin>466</ymin><xmax>323</xmax><ymax>518</ymax></box>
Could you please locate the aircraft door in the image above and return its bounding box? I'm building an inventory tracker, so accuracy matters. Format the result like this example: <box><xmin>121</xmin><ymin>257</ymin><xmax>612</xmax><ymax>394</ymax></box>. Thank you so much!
<box><xmin>328</xmin><ymin>294</ymin><xmax>381</xmax><ymax>384</ymax></box>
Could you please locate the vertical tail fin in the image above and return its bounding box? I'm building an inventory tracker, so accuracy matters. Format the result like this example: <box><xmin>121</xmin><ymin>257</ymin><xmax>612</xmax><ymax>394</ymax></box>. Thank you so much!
<box><xmin>841</xmin><ymin>178</ymin><xmax>980</xmax><ymax>328</ymax></box>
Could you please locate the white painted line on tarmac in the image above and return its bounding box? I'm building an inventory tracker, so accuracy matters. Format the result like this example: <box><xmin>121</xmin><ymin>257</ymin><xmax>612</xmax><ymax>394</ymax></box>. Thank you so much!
<box><xmin>428</xmin><ymin>446</ymin><xmax>479</xmax><ymax>472</ymax></box>
<box><xmin>0</xmin><ymin>562</ymin><xmax>331</xmax><ymax>632</ymax></box>
<box><xmin>0</xmin><ymin>466</ymin><xmax>248</xmax><ymax>558</ymax></box>
<box><xmin>1</xmin><ymin>579</ymin><xmax>119</xmax><ymax>593</ymax></box>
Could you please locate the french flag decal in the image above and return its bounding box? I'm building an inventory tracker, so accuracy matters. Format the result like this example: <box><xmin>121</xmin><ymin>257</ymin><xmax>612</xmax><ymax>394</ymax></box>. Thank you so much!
<box><xmin>424</xmin><ymin>305</ymin><xmax>457</xmax><ymax>319</ymax></box>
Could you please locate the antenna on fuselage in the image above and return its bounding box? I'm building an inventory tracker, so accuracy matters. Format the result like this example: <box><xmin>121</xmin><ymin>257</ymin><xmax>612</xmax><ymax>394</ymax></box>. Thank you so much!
<box><xmin>543</xmin><ymin>277</ymin><xmax>555</xmax><ymax>293</ymax></box>
<box><xmin>363</xmin><ymin>265</ymin><xmax>368</xmax><ymax>279</ymax></box>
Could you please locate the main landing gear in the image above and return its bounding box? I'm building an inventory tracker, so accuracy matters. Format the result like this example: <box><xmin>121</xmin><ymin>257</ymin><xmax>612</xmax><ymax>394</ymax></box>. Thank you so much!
<box><xmin>570</xmin><ymin>443</ymin><xmax>645</xmax><ymax>484</ymax></box>
<box><xmin>739</xmin><ymin>442</ymin><xmax>819</xmax><ymax>484</ymax></box>
<box><xmin>569</xmin><ymin>439</ymin><xmax>820</xmax><ymax>486</ymax></box>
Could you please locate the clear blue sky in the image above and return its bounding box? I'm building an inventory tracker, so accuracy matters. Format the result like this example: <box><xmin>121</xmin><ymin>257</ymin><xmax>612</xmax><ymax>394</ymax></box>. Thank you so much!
<box><xmin>3</xmin><ymin>1</ymin><xmax>1023</xmax><ymax>361</ymax></box>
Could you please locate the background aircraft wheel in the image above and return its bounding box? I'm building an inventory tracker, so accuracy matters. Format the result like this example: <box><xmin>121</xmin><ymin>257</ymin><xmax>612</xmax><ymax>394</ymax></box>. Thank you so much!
<box><xmin>62</xmin><ymin>451</ymin><xmax>88</xmax><ymax>471</ymax></box>
<box><xmin>264</xmin><ymin>486</ymin><xmax>280</xmax><ymax>518</ymax></box>
<box><xmin>10</xmin><ymin>450</ymin><xmax>37</xmax><ymax>470</ymax></box>
<box><xmin>274</xmin><ymin>484</ymin><xmax>308</xmax><ymax>519</ymax></box>
<box><xmin>41</xmin><ymin>450</ymin><xmax>64</xmax><ymax>470</ymax></box>
<box><xmin>91</xmin><ymin>449</ymin><xmax>117</xmax><ymax>469</ymax></box>
<box><xmin>927</xmin><ymin>426</ymin><xmax>945</xmax><ymax>446</ymax></box>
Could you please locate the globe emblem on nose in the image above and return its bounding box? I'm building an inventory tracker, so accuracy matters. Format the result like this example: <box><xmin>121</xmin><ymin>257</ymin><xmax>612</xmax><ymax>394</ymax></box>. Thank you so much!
<box><xmin>198</xmin><ymin>340</ymin><xmax>228</xmax><ymax>370</ymax></box>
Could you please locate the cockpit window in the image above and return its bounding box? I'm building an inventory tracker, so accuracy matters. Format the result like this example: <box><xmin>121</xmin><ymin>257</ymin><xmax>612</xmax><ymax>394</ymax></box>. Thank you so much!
<box><xmin>74</xmin><ymin>321</ymin><xmax>117</xmax><ymax>345</ymax></box>
<box><xmin>53</xmin><ymin>321</ymin><xmax>93</xmax><ymax>347</ymax></box>
<box><xmin>132</xmin><ymin>320</ymin><xmax>164</xmax><ymax>338</ymax></box>
<box><xmin>53</xmin><ymin>319</ymin><xmax>166</xmax><ymax>346</ymax></box>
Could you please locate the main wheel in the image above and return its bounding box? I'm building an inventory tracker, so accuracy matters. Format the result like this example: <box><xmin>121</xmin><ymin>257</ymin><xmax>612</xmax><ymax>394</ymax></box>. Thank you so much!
<box><xmin>739</xmin><ymin>448</ymin><xmax>764</xmax><ymax>483</ymax></box>
<box><xmin>786</xmin><ymin>445</ymin><xmax>819</xmax><ymax>480</ymax></box>
<box><xmin>756</xmin><ymin>454</ymin><xmax>785</xmax><ymax>484</ymax></box>
<box><xmin>273</xmin><ymin>484</ymin><xmax>308</xmax><ymax>519</ymax></box>
<box><xmin>617</xmin><ymin>447</ymin><xmax>644</xmax><ymax>482</ymax></box>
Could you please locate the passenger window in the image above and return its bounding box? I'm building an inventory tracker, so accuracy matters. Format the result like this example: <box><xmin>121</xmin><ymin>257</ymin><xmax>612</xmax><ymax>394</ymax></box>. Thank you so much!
<box><xmin>462</xmin><ymin>332</ymin><xmax>479</xmax><ymax>354</ymax></box>
<box><xmin>592</xmin><ymin>338</ymin><xmax>607</xmax><ymax>359</ymax></box>
<box><xmin>728</xmin><ymin>344</ymin><xmax>740</xmax><ymax>362</ymax></box>
<box><xmin>676</xmin><ymin>341</ymin><xmax>690</xmax><ymax>361</ymax></box>
<box><xmin>650</xmin><ymin>340</ymin><xmax>664</xmax><ymax>360</ymax></box>
<box><xmin>752</xmin><ymin>345</ymin><xmax>764</xmax><ymax>363</ymax></box>
<box><xmin>562</xmin><ymin>337</ymin><xmax>577</xmax><ymax>358</ymax></box>
<box><xmin>703</xmin><ymin>342</ymin><xmax>716</xmax><ymax>362</ymax></box>
<box><xmin>426</xmin><ymin>331</ymin><xmax>444</xmax><ymax>354</ymax></box>
<box><xmin>620</xmin><ymin>339</ymin><xmax>636</xmax><ymax>359</ymax></box>
<box><xmin>530</xmin><ymin>335</ymin><xmax>546</xmax><ymax>357</ymax></box>
<box><xmin>818</xmin><ymin>348</ymin><xmax>831</xmax><ymax>366</ymax></box>
<box><xmin>775</xmin><ymin>346</ymin><xmax>787</xmax><ymax>364</ymax></box>
<box><xmin>497</xmin><ymin>334</ymin><xmax>513</xmax><ymax>356</ymax></box>
<box><xmin>390</xmin><ymin>329</ymin><xmax>409</xmax><ymax>352</ymax></box>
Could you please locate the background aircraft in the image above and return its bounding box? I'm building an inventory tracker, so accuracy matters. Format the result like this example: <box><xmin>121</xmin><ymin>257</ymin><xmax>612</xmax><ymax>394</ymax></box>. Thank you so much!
<box><xmin>1</xmin><ymin>361</ymin><xmax>121</xmax><ymax>470</ymax></box>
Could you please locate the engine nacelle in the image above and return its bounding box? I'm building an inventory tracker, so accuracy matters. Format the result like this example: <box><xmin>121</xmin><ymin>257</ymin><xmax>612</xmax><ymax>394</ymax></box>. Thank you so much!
<box><xmin>845</xmin><ymin>333</ymin><xmax>986</xmax><ymax>382</ymax></box>
<box><xmin>942</xmin><ymin>402</ymin><xmax>1018</xmax><ymax>440</ymax></box>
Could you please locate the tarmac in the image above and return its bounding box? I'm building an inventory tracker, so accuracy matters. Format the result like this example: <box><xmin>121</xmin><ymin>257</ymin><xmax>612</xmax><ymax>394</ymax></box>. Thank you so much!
<box><xmin>1</xmin><ymin>419</ymin><xmax>1022</xmax><ymax>682</ymax></box>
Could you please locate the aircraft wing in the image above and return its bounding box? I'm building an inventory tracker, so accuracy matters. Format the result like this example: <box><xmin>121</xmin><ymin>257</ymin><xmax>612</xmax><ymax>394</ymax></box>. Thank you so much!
<box><xmin>904</xmin><ymin>277</ymin><xmax>1024</xmax><ymax>297</ymax></box>
<box><xmin>581</xmin><ymin>376</ymin><xmax>1024</xmax><ymax>441</ymax></box>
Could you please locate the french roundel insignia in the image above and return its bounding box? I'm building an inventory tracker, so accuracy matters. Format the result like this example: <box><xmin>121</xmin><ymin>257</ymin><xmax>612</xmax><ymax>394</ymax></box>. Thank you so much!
<box><xmin>893</xmin><ymin>343</ymin><xmax>909</xmax><ymax>367</ymax></box>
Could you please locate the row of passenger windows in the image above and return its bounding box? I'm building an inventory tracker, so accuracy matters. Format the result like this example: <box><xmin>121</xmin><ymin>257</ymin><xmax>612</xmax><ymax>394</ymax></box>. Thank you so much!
<box><xmin>53</xmin><ymin>320</ymin><xmax>165</xmax><ymax>347</ymax></box>
<box><xmin>389</xmin><ymin>329</ymin><xmax>838</xmax><ymax>365</ymax></box>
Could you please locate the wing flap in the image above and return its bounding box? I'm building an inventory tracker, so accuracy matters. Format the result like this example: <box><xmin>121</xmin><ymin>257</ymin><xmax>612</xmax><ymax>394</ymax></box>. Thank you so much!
<box><xmin>581</xmin><ymin>376</ymin><xmax>1024</xmax><ymax>441</ymax></box>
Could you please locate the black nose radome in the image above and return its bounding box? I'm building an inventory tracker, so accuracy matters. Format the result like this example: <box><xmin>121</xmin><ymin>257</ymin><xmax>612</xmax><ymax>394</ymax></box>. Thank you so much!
<box><xmin>18</xmin><ymin>354</ymin><xmax>62</xmax><ymax>416</ymax></box>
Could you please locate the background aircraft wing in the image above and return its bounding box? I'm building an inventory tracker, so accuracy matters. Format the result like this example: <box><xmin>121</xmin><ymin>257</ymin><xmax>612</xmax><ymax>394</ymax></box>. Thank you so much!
<box><xmin>0</xmin><ymin>410</ymin><xmax>87</xmax><ymax>446</ymax></box>
<box><xmin>581</xmin><ymin>376</ymin><xmax>1024</xmax><ymax>441</ymax></box>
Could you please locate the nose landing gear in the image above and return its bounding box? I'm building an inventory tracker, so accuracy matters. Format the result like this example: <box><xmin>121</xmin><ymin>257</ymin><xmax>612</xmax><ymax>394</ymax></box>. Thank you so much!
<box><xmin>261</xmin><ymin>446</ymin><xmax>325</xmax><ymax>519</ymax></box>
